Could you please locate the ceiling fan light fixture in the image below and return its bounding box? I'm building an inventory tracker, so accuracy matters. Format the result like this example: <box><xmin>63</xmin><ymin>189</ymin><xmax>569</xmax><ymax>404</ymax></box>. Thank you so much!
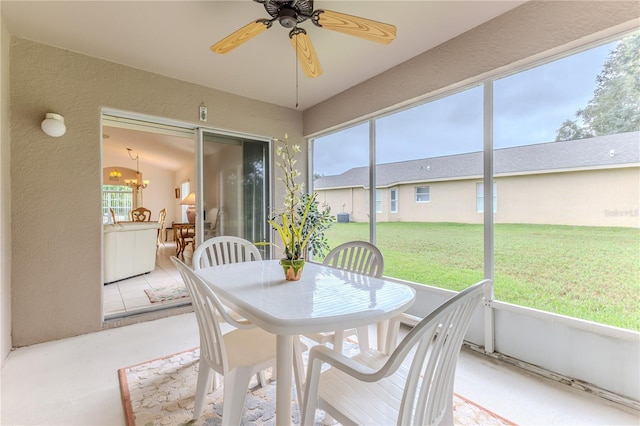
<box><xmin>278</xmin><ymin>7</ymin><xmax>298</xmax><ymax>28</ymax></box>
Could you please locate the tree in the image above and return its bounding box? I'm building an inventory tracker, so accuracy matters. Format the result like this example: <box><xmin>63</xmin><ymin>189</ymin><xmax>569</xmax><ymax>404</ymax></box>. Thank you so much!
<box><xmin>555</xmin><ymin>32</ymin><xmax>640</xmax><ymax>141</ymax></box>
<box><xmin>555</xmin><ymin>119</ymin><xmax>594</xmax><ymax>141</ymax></box>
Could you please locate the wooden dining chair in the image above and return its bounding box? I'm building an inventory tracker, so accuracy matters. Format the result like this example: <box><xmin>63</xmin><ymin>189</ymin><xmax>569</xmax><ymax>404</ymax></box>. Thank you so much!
<box><xmin>174</xmin><ymin>223</ymin><xmax>195</xmax><ymax>257</ymax></box>
<box><xmin>129</xmin><ymin>206</ymin><xmax>152</xmax><ymax>222</ymax></box>
<box><xmin>304</xmin><ymin>241</ymin><xmax>384</xmax><ymax>354</ymax></box>
<box><xmin>170</xmin><ymin>256</ymin><xmax>278</xmax><ymax>424</ymax></box>
<box><xmin>109</xmin><ymin>208</ymin><xmax>118</xmax><ymax>224</ymax></box>
<box><xmin>301</xmin><ymin>280</ymin><xmax>489</xmax><ymax>426</ymax></box>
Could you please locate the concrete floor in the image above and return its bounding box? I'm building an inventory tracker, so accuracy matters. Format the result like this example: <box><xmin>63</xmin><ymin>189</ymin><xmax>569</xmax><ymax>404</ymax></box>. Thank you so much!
<box><xmin>1</xmin><ymin>312</ymin><xmax>637</xmax><ymax>425</ymax></box>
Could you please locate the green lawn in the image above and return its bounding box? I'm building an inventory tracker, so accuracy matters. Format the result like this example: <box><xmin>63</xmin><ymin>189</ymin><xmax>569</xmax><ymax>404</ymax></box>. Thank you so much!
<box><xmin>322</xmin><ymin>222</ymin><xmax>640</xmax><ymax>331</ymax></box>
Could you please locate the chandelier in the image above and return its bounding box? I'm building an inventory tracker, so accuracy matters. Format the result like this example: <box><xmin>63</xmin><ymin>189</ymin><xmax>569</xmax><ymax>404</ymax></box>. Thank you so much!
<box><xmin>124</xmin><ymin>148</ymin><xmax>149</xmax><ymax>190</ymax></box>
<box><xmin>109</xmin><ymin>168</ymin><xmax>122</xmax><ymax>181</ymax></box>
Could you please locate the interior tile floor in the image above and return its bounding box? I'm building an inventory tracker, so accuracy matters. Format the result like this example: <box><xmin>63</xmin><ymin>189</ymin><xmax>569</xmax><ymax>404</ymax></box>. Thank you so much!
<box><xmin>2</xmin><ymin>313</ymin><xmax>637</xmax><ymax>425</ymax></box>
<box><xmin>103</xmin><ymin>241</ymin><xmax>192</xmax><ymax>319</ymax></box>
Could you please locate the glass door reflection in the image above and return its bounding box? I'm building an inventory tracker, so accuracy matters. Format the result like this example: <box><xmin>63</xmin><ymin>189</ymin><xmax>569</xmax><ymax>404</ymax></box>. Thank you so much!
<box><xmin>199</xmin><ymin>130</ymin><xmax>270</xmax><ymax>258</ymax></box>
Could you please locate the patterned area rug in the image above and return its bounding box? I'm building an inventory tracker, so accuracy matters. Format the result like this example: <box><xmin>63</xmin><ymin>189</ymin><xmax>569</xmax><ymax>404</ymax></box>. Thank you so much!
<box><xmin>118</xmin><ymin>347</ymin><xmax>516</xmax><ymax>426</ymax></box>
<box><xmin>144</xmin><ymin>286</ymin><xmax>190</xmax><ymax>303</ymax></box>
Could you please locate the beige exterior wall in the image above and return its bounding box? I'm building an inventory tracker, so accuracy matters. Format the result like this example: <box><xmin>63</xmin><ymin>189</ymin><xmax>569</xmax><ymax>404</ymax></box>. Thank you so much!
<box><xmin>316</xmin><ymin>187</ymin><xmax>370</xmax><ymax>223</ymax></box>
<box><xmin>495</xmin><ymin>168</ymin><xmax>639</xmax><ymax>228</ymax></box>
<box><xmin>8</xmin><ymin>38</ymin><xmax>302</xmax><ymax>347</ymax></box>
<box><xmin>393</xmin><ymin>180</ymin><xmax>481</xmax><ymax>224</ymax></box>
<box><xmin>317</xmin><ymin>168</ymin><xmax>639</xmax><ymax>228</ymax></box>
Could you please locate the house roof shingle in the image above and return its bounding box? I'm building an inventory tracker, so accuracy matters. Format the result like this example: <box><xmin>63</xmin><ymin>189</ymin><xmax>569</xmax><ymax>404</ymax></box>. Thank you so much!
<box><xmin>313</xmin><ymin>132</ymin><xmax>640</xmax><ymax>189</ymax></box>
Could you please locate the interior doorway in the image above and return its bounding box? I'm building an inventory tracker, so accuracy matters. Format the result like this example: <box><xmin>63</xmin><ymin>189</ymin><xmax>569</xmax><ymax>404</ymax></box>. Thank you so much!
<box><xmin>101</xmin><ymin>112</ymin><xmax>271</xmax><ymax>320</ymax></box>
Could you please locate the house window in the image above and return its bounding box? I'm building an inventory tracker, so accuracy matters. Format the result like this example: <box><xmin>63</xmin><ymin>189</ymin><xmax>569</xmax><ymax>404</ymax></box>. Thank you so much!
<box><xmin>102</xmin><ymin>185</ymin><xmax>133</xmax><ymax>223</ymax></box>
<box><xmin>376</xmin><ymin>190</ymin><xmax>382</xmax><ymax>213</ymax></box>
<box><xmin>390</xmin><ymin>188</ymin><xmax>398</xmax><ymax>213</ymax></box>
<box><xmin>476</xmin><ymin>182</ymin><xmax>497</xmax><ymax>213</ymax></box>
<box><xmin>415</xmin><ymin>186</ymin><xmax>430</xmax><ymax>202</ymax></box>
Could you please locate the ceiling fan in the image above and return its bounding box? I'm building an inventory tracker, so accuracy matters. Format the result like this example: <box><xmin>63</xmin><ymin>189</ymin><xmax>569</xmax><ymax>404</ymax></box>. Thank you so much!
<box><xmin>210</xmin><ymin>0</ymin><xmax>397</xmax><ymax>78</ymax></box>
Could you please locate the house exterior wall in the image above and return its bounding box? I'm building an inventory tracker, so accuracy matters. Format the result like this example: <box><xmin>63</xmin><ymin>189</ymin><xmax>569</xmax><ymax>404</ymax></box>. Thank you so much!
<box><xmin>316</xmin><ymin>167</ymin><xmax>640</xmax><ymax>228</ymax></box>
<box><xmin>394</xmin><ymin>179</ymin><xmax>481</xmax><ymax>224</ymax></box>
<box><xmin>316</xmin><ymin>187</ymin><xmax>368</xmax><ymax>223</ymax></box>
<box><xmin>8</xmin><ymin>38</ymin><xmax>302</xmax><ymax>347</ymax></box>
<box><xmin>495</xmin><ymin>167</ymin><xmax>639</xmax><ymax>227</ymax></box>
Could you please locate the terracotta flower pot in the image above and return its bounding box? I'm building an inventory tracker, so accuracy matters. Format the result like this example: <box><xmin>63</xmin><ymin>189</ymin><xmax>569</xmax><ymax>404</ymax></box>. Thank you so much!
<box><xmin>280</xmin><ymin>259</ymin><xmax>305</xmax><ymax>281</ymax></box>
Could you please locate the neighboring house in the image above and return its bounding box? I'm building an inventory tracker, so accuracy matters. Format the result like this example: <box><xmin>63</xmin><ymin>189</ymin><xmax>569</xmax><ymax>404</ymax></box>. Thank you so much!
<box><xmin>314</xmin><ymin>132</ymin><xmax>640</xmax><ymax>228</ymax></box>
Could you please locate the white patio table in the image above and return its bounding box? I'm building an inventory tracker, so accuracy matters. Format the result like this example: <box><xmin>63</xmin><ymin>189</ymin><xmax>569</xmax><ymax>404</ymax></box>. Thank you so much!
<box><xmin>195</xmin><ymin>259</ymin><xmax>416</xmax><ymax>426</ymax></box>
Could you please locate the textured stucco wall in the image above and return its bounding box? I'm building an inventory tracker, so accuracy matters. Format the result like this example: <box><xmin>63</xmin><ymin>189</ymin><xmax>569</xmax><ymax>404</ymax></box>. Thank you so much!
<box><xmin>303</xmin><ymin>1</ymin><xmax>640</xmax><ymax>136</ymax></box>
<box><xmin>10</xmin><ymin>39</ymin><xmax>301</xmax><ymax>347</ymax></box>
<box><xmin>1</xmin><ymin>13</ymin><xmax>12</xmax><ymax>363</ymax></box>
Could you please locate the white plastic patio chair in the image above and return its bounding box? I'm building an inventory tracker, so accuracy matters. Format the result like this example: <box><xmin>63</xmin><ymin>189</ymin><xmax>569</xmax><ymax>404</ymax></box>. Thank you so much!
<box><xmin>304</xmin><ymin>241</ymin><xmax>384</xmax><ymax>353</ymax></box>
<box><xmin>192</xmin><ymin>236</ymin><xmax>268</xmax><ymax>387</ymax></box>
<box><xmin>301</xmin><ymin>279</ymin><xmax>489</xmax><ymax>426</ymax></box>
<box><xmin>171</xmin><ymin>256</ymin><xmax>277</xmax><ymax>424</ymax></box>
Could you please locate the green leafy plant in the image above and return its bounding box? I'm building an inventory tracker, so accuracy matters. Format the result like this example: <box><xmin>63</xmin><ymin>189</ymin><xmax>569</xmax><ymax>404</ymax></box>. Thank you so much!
<box><xmin>298</xmin><ymin>192</ymin><xmax>334</xmax><ymax>258</ymax></box>
<box><xmin>260</xmin><ymin>136</ymin><xmax>334</xmax><ymax>260</ymax></box>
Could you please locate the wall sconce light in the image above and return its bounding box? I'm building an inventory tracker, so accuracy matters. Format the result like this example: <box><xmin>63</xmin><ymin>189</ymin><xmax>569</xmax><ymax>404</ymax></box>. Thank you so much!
<box><xmin>41</xmin><ymin>113</ymin><xmax>66</xmax><ymax>137</ymax></box>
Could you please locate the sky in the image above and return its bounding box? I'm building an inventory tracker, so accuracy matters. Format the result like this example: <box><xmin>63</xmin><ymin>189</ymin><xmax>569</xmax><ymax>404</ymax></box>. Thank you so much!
<box><xmin>313</xmin><ymin>37</ymin><xmax>618</xmax><ymax>177</ymax></box>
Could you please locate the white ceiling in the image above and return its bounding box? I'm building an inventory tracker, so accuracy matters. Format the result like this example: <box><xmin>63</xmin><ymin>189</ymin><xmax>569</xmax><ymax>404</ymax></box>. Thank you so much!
<box><xmin>2</xmin><ymin>0</ymin><xmax>527</xmax><ymax>111</ymax></box>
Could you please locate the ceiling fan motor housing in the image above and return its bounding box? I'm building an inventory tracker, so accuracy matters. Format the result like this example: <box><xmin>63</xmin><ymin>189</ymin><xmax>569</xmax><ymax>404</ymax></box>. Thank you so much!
<box><xmin>278</xmin><ymin>7</ymin><xmax>298</xmax><ymax>28</ymax></box>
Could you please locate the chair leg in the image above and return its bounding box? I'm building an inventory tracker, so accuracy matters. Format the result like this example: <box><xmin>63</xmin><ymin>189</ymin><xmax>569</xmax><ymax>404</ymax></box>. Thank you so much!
<box><xmin>293</xmin><ymin>336</ymin><xmax>306</xmax><ymax>407</ymax></box>
<box><xmin>221</xmin><ymin>368</ymin><xmax>253</xmax><ymax>426</ymax></box>
<box><xmin>301</xmin><ymin>357</ymin><xmax>323</xmax><ymax>426</ymax></box>
<box><xmin>332</xmin><ymin>330</ymin><xmax>345</xmax><ymax>354</ymax></box>
<box><xmin>385</xmin><ymin>318</ymin><xmax>400</xmax><ymax>355</ymax></box>
<box><xmin>193</xmin><ymin>359</ymin><xmax>213</xmax><ymax>419</ymax></box>
<box><xmin>377</xmin><ymin>320</ymin><xmax>389</xmax><ymax>353</ymax></box>
<box><xmin>356</xmin><ymin>326</ymin><xmax>370</xmax><ymax>352</ymax></box>
<box><xmin>211</xmin><ymin>371</ymin><xmax>219</xmax><ymax>391</ymax></box>
<box><xmin>257</xmin><ymin>371</ymin><xmax>268</xmax><ymax>387</ymax></box>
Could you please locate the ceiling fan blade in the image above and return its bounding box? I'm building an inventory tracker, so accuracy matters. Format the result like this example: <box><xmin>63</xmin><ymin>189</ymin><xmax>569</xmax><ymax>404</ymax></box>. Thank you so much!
<box><xmin>312</xmin><ymin>9</ymin><xmax>396</xmax><ymax>45</ymax></box>
<box><xmin>210</xmin><ymin>20</ymin><xmax>271</xmax><ymax>54</ymax></box>
<box><xmin>290</xmin><ymin>28</ymin><xmax>323</xmax><ymax>78</ymax></box>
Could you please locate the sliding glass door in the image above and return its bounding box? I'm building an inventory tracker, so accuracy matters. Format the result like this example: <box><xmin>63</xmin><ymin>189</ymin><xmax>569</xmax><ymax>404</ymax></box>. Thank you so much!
<box><xmin>197</xmin><ymin>129</ymin><xmax>270</xmax><ymax>257</ymax></box>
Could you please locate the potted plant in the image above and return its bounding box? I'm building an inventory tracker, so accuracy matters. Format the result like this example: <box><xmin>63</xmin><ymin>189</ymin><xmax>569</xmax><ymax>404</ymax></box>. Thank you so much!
<box><xmin>261</xmin><ymin>135</ymin><xmax>334</xmax><ymax>280</ymax></box>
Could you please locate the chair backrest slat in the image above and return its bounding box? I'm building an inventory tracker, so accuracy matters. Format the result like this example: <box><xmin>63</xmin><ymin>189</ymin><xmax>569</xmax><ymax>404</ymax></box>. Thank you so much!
<box><xmin>193</xmin><ymin>236</ymin><xmax>262</xmax><ymax>270</ymax></box>
<box><xmin>323</xmin><ymin>241</ymin><xmax>384</xmax><ymax>278</ymax></box>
